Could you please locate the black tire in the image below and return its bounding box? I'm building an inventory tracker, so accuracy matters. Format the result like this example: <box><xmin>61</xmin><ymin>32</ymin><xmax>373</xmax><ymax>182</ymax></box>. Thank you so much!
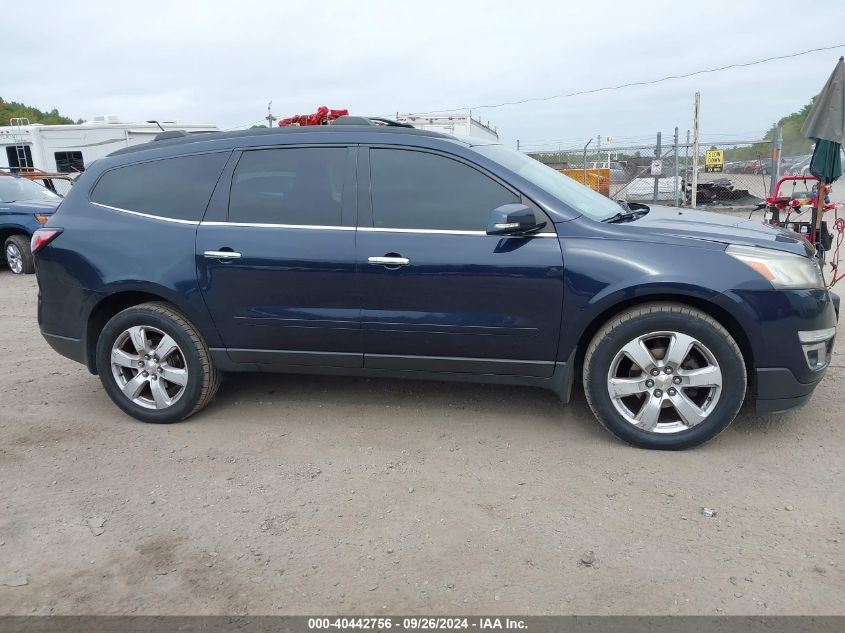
<box><xmin>95</xmin><ymin>302</ymin><xmax>220</xmax><ymax>423</ymax></box>
<box><xmin>583</xmin><ymin>302</ymin><xmax>746</xmax><ymax>450</ymax></box>
<box><xmin>4</xmin><ymin>234</ymin><xmax>34</xmax><ymax>274</ymax></box>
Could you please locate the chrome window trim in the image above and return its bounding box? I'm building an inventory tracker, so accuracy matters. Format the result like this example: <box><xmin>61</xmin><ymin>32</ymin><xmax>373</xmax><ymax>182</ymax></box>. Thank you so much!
<box><xmin>90</xmin><ymin>205</ymin><xmax>559</xmax><ymax>237</ymax></box>
<box><xmin>201</xmin><ymin>221</ymin><xmax>354</xmax><ymax>231</ymax></box>
<box><xmin>200</xmin><ymin>222</ymin><xmax>556</xmax><ymax>237</ymax></box>
<box><xmin>359</xmin><ymin>227</ymin><xmax>558</xmax><ymax>237</ymax></box>
<box><xmin>91</xmin><ymin>202</ymin><xmax>200</xmax><ymax>225</ymax></box>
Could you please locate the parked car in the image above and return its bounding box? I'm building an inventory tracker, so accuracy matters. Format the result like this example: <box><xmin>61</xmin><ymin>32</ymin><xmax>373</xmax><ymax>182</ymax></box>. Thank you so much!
<box><xmin>33</xmin><ymin>120</ymin><xmax>839</xmax><ymax>449</ymax></box>
<box><xmin>755</xmin><ymin>158</ymin><xmax>772</xmax><ymax>175</ymax></box>
<box><xmin>0</xmin><ymin>174</ymin><xmax>61</xmax><ymax>273</ymax></box>
<box><xmin>786</xmin><ymin>155</ymin><xmax>813</xmax><ymax>176</ymax></box>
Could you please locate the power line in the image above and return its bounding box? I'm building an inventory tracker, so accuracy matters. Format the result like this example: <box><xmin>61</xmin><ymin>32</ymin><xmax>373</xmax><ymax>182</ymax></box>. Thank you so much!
<box><xmin>408</xmin><ymin>43</ymin><xmax>845</xmax><ymax>114</ymax></box>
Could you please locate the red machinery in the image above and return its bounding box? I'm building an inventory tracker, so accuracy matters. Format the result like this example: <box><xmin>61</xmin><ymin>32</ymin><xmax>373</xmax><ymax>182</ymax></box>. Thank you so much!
<box><xmin>761</xmin><ymin>175</ymin><xmax>843</xmax><ymax>286</ymax></box>
<box><xmin>278</xmin><ymin>106</ymin><xmax>349</xmax><ymax>127</ymax></box>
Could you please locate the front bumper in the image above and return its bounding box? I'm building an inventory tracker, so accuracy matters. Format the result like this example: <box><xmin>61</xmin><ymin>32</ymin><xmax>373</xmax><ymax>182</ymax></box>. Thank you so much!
<box><xmin>753</xmin><ymin>291</ymin><xmax>839</xmax><ymax>414</ymax></box>
<box><xmin>755</xmin><ymin>366</ymin><xmax>827</xmax><ymax>414</ymax></box>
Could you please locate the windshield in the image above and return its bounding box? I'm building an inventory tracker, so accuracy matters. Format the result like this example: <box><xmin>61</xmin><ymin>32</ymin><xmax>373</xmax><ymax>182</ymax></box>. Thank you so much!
<box><xmin>475</xmin><ymin>145</ymin><xmax>621</xmax><ymax>220</ymax></box>
<box><xmin>0</xmin><ymin>177</ymin><xmax>61</xmax><ymax>203</ymax></box>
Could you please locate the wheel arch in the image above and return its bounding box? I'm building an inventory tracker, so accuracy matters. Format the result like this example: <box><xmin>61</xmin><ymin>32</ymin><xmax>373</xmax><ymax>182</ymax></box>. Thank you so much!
<box><xmin>0</xmin><ymin>226</ymin><xmax>32</xmax><ymax>249</ymax></box>
<box><xmin>85</xmin><ymin>290</ymin><xmax>177</xmax><ymax>373</ymax></box>
<box><xmin>571</xmin><ymin>293</ymin><xmax>754</xmax><ymax>389</ymax></box>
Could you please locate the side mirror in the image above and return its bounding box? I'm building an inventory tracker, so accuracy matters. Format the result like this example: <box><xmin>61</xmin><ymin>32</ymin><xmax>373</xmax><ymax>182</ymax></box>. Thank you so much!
<box><xmin>486</xmin><ymin>203</ymin><xmax>545</xmax><ymax>236</ymax></box>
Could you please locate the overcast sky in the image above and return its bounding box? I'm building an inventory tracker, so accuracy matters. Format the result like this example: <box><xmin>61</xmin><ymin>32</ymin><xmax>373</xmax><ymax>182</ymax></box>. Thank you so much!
<box><xmin>6</xmin><ymin>0</ymin><xmax>845</xmax><ymax>151</ymax></box>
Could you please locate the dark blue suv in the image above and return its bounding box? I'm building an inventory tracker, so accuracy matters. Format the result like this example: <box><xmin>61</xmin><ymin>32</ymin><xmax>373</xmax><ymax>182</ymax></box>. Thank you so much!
<box><xmin>32</xmin><ymin>120</ymin><xmax>839</xmax><ymax>449</ymax></box>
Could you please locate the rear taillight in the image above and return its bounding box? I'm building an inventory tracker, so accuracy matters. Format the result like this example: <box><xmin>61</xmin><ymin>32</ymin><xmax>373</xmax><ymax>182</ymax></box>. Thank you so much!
<box><xmin>31</xmin><ymin>228</ymin><xmax>62</xmax><ymax>254</ymax></box>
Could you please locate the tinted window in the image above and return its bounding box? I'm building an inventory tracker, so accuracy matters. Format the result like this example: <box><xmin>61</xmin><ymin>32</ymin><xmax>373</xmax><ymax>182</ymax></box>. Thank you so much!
<box><xmin>370</xmin><ymin>149</ymin><xmax>518</xmax><ymax>231</ymax></box>
<box><xmin>91</xmin><ymin>153</ymin><xmax>228</xmax><ymax>221</ymax></box>
<box><xmin>55</xmin><ymin>151</ymin><xmax>85</xmax><ymax>173</ymax></box>
<box><xmin>229</xmin><ymin>148</ymin><xmax>345</xmax><ymax>225</ymax></box>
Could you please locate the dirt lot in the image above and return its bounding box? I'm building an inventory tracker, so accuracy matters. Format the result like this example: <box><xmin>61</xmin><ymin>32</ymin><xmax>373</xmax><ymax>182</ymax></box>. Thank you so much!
<box><xmin>0</xmin><ymin>271</ymin><xmax>843</xmax><ymax>615</ymax></box>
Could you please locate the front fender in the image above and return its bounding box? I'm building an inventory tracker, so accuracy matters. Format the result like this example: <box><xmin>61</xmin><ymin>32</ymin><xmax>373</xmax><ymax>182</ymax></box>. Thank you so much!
<box><xmin>557</xmin><ymin>237</ymin><xmax>766</xmax><ymax>361</ymax></box>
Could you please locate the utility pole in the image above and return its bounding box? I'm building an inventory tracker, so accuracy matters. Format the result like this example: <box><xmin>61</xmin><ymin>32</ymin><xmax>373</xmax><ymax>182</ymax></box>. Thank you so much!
<box><xmin>582</xmin><ymin>138</ymin><xmax>593</xmax><ymax>187</ymax></box>
<box><xmin>691</xmin><ymin>92</ymin><xmax>701</xmax><ymax>208</ymax></box>
<box><xmin>596</xmin><ymin>134</ymin><xmax>601</xmax><ymax>163</ymax></box>
<box><xmin>265</xmin><ymin>101</ymin><xmax>277</xmax><ymax>128</ymax></box>
<box><xmin>652</xmin><ymin>131</ymin><xmax>662</xmax><ymax>204</ymax></box>
<box><xmin>516</xmin><ymin>139</ymin><xmax>520</xmax><ymax>151</ymax></box>
<box><xmin>673</xmin><ymin>127</ymin><xmax>680</xmax><ymax>207</ymax></box>
<box><xmin>770</xmin><ymin>125</ymin><xmax>782</xmax><ymax>195</ymax></box>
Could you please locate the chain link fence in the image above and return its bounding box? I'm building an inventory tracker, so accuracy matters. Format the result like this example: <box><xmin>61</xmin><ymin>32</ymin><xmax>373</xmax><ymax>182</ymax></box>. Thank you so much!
<box><xmin>529</xmin><ymin>137</ymin><xmax>793</xmax><ymax>209</ymax></box>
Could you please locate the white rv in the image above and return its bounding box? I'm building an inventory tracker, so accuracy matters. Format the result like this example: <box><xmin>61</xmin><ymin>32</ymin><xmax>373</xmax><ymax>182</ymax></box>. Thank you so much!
<box><xmin>0</xmin><ymin>116</ymin><xmax>220</xmax><ymax>187</ymax></box>
<box><xmin>395</xmin><ymin>114</ymin><xmax>499</xmax><ymax>141</ymax></box>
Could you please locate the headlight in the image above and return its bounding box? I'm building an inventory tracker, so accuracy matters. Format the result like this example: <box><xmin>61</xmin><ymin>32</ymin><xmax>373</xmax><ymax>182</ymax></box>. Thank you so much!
<box><xmin>726</xmin><ymin>244</ymin><xmax>824</xmax><ymax>289</ymax></box>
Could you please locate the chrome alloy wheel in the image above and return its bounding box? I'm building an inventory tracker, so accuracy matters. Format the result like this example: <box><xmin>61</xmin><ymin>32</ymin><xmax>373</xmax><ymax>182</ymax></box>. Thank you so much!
<box><xmin>5</xmin><ymin>242</ymin><xmax>23</xmax><ymax>274</ymax></box>
<box><xmin>110</xmin><ymin>325</ymin><xmax>188</xmax><ymax>410</ymax></box>
<box><xmin>607</xmin><ymin>331</ymin><xmax>723</xmax><ymax>434</ymax></box>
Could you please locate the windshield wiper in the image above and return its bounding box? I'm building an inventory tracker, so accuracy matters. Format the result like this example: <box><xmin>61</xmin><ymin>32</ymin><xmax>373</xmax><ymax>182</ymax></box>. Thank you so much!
<box><xmin>602</xmin><ymin>201</ymin><xmax>650</xmax><ymax>223</ymax></box>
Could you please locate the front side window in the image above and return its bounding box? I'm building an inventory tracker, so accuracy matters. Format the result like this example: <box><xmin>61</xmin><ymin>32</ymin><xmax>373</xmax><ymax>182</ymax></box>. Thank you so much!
<box><xmin>369</xmin><ymin>149</ymin><xmax>519</xmax><ymax>231</ymax></box>
<box><xmin>91</xmin><ymin>152</ymin><xmax>229</xmax><ymax>221</ymax></box>
<box><xmin>54</xmin><ymin>151</ymin><xmax>85</xmax><ymax>173</ymax></box>
<box><xmin>475</xmin><ymin>144</ymin><xmax>622</xmax><ymax>221</ymax></box>
<box><xmin>228</xmin><ymin>148</ymin><xmax>346</xmax><ymax>225</ymax></box>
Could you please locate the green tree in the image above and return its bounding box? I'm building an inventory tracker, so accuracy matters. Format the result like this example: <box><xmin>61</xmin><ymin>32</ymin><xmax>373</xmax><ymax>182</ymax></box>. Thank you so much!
<box><xmin>0</xmin><ymin>98</ymin><xmax>76</xmax><ymax>125</ymax></box>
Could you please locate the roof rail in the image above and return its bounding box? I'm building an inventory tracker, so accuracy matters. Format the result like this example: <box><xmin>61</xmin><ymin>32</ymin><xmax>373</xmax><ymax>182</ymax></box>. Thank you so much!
<box><xmin>332</xmin><ymin>115</ymin><xmax>414</xmax><ymax>128</ymax></box>
<box><xmin>367</xmin><ymin>117</ymin><xmax>414</xmax><ymax>128</ymax></box>
<box><xmin>154</xmin><ymin>130</ymin><xmax>191</xmax><ymax>141</ymax></box>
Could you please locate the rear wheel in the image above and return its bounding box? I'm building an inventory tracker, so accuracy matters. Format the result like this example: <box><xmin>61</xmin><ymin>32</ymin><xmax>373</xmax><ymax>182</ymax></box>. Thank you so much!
<box><xmin>583</xmin><ymin>303</ymin><xmax>746</xmax><ymax>450</ymax></box>
<box><xmin>95</xmin><ymin>302</ymin><xmax>220</xmax><ymax>423</ymax></box>
<box><xmin>4</xmin><ymin>235</ymin><xmax>34</xmax><ymax>274</ymax></box>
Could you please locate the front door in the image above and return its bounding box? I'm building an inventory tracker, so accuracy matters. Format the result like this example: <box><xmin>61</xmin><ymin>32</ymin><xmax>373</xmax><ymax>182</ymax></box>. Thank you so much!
<box><xmin>357</xmin><ymin>147</ymin><xmax>564</xmax><ymax>377</ymax></box>
<box><xmin>196</xmin><ymin>145</ymin><xmax>362</xmax><ymax>367</ymax></box>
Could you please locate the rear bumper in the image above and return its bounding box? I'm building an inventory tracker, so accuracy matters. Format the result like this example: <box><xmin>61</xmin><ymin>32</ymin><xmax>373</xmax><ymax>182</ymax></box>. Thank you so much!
<box><xmin>41</xmin><ymin>331</ymin><xmax>86</xmax><ymax>365</ymax></box>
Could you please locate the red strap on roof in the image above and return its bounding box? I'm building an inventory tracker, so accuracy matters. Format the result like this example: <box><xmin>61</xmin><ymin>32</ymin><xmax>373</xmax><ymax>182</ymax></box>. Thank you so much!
<box><xmin>278</xmin><ymin>106</ymin><xmax>349</xmax><ymax>127</ymax></box>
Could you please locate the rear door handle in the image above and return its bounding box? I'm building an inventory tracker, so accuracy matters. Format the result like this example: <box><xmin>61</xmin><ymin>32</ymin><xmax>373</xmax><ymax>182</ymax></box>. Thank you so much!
<box><xmin>204</xmin><ymin>250</ymin><xmax>241</xmax><ymax>260</ymax></box>
<box><xmin>368</xmin><ymin>256</ymin><xmax>410</xmax><ymax>266</ymax></box>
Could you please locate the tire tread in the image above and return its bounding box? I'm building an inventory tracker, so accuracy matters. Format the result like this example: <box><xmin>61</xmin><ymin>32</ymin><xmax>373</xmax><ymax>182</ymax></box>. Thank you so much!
<box><xmin>108</xmin><ymin>302</ymin><xmax>219</xmax><ymax>421</ymax></box>
<box><xmin>582</xmin><ymin>302</ymin><xmax>746</xmax><ymax>448</ymax></box>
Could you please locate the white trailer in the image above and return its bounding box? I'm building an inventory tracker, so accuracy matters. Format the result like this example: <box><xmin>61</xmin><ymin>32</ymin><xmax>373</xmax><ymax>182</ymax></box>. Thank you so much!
<box><xmin>395</xmin><ymin>113</ymin><xmax>499</xmax><ymax>141</ymax></box>
<box><xmin>0</xmin><ymin>116</ymin><xmax>220</xmax><ymax>181</ymax></box>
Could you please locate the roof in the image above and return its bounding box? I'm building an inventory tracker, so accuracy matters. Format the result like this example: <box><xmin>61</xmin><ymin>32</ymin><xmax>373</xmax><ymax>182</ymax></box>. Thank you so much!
<box><xmin>108</xmin><ymin>123</ymin><xmax>459</xmax><ymax>158</ymax></box>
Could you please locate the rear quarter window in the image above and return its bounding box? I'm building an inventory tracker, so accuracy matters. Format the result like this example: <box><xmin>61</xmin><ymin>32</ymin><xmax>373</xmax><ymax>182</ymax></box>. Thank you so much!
<box><xmin>90</xmin><ymin>152</ymin><xmax>229</xmax><ymax>221</ymax></box>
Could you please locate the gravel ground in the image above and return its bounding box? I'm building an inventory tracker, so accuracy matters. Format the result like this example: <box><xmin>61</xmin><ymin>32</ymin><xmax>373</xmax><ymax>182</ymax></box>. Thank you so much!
<box><xmin>0</xmin><ymin>271</ymin><xmax>843</xmax><ymax>615</ymax></box>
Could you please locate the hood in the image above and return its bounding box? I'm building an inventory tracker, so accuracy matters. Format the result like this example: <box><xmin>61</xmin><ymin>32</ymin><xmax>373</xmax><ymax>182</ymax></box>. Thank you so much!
<box><xmin>626</xmin><ymin>205</ymin><xmax>812</xmax><ymax>257</ymax></box>
<box><xmin>0</xmin><ymin>199</ymin><xmax>60</xmax><ymax>213</ymax></box>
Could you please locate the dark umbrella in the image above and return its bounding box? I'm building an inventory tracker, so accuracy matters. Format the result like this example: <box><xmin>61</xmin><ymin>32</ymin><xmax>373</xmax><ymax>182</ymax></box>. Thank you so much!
<box><xmin>801</xmin><ymin>57</ymin><xmax>845</xmax><ymax>241</ymax></box>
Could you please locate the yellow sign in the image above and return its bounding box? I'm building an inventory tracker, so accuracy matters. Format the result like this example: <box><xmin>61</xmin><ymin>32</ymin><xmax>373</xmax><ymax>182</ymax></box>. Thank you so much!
<box><xmin>705</xmin><ymin>149</ymin><xmax>724</xmax><ymax>173</ymax></box>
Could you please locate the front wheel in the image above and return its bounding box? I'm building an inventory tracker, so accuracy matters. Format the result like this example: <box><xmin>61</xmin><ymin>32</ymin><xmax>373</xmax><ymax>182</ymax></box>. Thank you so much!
<box><xmin>4</xmin><ymin>235</ymin><xmax>34</xmax><ymax>274</ymax></box>
<box><xmin>95</xmin><ymin>302</ymin><xmax>220</xmax><ymax>423</ymax></box>
<box><xmin>583</xmin><ymin>303</ymin><xmax>746</xmax><ymax>450</ymax></box>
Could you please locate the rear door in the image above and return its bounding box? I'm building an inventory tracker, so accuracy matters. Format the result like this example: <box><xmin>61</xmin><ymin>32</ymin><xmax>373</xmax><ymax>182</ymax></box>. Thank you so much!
<box><xmin>357</xmin><ymin>146</ymin><xmax>564</xmax><ymax>376</ymax></box>
<box><xmin>196</xmin><ymin>144</ymin><xmax>361</xmax><ymax>367</ymax></box>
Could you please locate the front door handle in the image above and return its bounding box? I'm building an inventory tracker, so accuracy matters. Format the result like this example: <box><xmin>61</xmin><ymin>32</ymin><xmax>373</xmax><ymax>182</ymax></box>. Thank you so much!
<box><xmin>204</xmin><ymin>250</ymin><xmax>241</xmax><ymax>260</ymax></box>
<box><xmin>368</xmin><ymin>256</ymin><xmax>410</xmax><ymax>266</ymax></box>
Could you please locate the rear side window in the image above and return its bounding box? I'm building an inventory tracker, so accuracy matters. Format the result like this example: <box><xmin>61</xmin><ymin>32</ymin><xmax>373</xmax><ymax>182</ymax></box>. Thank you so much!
<box><xmin>228</xmin><ymin>147</ymin><xmax>346</xmax><ymax>225</ymax></box>
<box><xmin>90</xmin><ymin>152</ymin><xmax>228</xmax><ymax>221</ymax></box>
<box><xmin>369</xmin><ymin>149</ymin><xmax>518</xmax><ymax>231</ymax></box>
